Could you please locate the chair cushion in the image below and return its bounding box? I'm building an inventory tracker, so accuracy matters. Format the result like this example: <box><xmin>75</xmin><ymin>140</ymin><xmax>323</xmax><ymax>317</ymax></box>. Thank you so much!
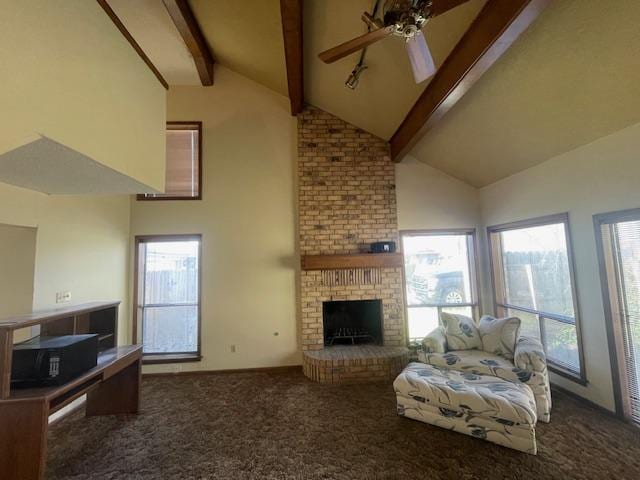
<box><xmin>441</xmin><ymin>312</ymin><xmax>481</xmax><ymax>350</ymax></box>
<box><xmin>394</xmin><ymin>362</ymin><xmax>537</xmax><ymax>425</ymax></box>
<box><xmin>478</xmin><ymin>315</ymin><xmax>521</xmax><ymax>359</ymax></box>
<box><xmin>417</xmin><ymin>349</ymin><xmax>535</xmax><ymax>385</ymax></box>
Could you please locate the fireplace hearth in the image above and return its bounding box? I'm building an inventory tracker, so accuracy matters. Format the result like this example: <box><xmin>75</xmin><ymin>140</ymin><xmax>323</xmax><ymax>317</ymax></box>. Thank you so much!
<box><xmin>322</xmin><ymin>299</ymin><xmax>383</xmax><ymax>346</ymax></box>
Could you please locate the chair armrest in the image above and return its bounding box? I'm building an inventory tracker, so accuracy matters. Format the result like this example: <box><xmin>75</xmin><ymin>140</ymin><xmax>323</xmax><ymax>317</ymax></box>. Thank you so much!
<box><xmin>514</xmin><ymin>336</ymin><xmax>547</xmax><ymax>373</ymax></box>
<box><xmin>422</xmin><ymin>326</ymin><xmax>447</xmax><ymax>353</ymax></box>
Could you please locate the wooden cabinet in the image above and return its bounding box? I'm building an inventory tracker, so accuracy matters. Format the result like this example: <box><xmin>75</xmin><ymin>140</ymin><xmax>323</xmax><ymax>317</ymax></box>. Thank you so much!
<box><xmin>0</xmin><ymin>302</ymin><xmax>142</xmax><ymax>480</ymax></box>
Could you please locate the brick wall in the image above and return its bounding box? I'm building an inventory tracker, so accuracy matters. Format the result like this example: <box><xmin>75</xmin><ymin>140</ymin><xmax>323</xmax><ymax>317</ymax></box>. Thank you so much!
<box><xmin>298</xmin><ymin>107</ymin><xmax>405</xmax><ymax>351</ymax></box>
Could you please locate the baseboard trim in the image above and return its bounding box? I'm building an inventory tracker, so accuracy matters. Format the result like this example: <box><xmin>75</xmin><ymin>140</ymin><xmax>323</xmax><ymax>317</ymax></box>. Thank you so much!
<box><xmin>142</xmin><ymin>365</ymin><xmax>303</xmax><ymax>378</ymax></box>
<box><xmin>550</xmin><ymin>383</ymin><xmax>618</xmax><ymax>418</ymax></box>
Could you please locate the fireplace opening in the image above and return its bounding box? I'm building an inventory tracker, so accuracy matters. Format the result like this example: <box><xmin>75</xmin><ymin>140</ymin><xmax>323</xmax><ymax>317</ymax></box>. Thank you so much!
<box><xmin>322</xmin><ymin>299</ymin><xmax>383</xmax><ymax>346</ymax></box>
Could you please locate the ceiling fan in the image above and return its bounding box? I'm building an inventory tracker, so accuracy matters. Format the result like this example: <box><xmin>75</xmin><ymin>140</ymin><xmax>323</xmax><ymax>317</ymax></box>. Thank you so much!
<box><xmin>318</xmin><ymin>0</ymin><xmax>470</xmax><ymax>84</ymax></box>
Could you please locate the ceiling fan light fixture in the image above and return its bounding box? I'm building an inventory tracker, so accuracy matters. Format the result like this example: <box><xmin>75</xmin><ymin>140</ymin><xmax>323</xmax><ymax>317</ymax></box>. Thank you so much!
<box><xmin>345</xmin><ymin>63</ymin><xmax>368</xmax><ymax>90</ymax></box>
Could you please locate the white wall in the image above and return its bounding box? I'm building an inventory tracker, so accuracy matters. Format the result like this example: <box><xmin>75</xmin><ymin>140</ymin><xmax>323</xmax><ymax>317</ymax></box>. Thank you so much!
<box><xmin>0</xmin><ymin>223</ymin><xmax>37</xmax><ymax>343</ymax></box>
<box><xmin>131</xmin><ymin>67</ymin><xmax>299</xmax><ymax>373</ymax></box>
<box><xmin>0</xmin><ymin>224</ymin><xmax>36</xmax><ymax>317</ymax></box>
<box><xmin>479</xmin><ymin>121</ymin><xmax>640</xmax><ymax>410</ymax></box>
<box><xmin>0</xmin><ymin>182</ymin><xmax>132</xmax><ymax>345</ymax></box>
<box><xmin>396</xmin><ymin>156</ymin><xmax>480</xmax><ymax>231</ymax></box>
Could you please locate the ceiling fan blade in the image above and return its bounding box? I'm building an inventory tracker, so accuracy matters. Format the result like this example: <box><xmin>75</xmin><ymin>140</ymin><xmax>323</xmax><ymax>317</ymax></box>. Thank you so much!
<box><xmin>405</xmin><ymin>32</ymin><xmax>436</xmax><ymax>83</ymax></box>
<box><xmin>429</xmin><ymin>0</ymin><xmax>474</xmax><ymax>18</ymax></box>
<box><xmin>318</xmin><ymin>26</ymin><xmax>393</xmax><ymax>64</ymax></box>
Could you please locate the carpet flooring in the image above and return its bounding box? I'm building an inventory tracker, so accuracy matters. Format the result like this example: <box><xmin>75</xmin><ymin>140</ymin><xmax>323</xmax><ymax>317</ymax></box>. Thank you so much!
<box><xmin>47</xmin><ymin>369</ymin><xmax>640</xmax><ymax>479</ymax></box>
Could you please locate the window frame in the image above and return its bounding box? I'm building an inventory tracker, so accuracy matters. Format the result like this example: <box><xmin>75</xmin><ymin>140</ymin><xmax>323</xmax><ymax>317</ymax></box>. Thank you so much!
<box><xmin>400</xmin><ymin>228</ymin><xmax>481</xmax><ymax>344</ymax></box>
<box><xmin>487</xmin><ymin>213</ymin><xmax>586</xmax><ymax>384</ymax></box>
<box><xmin>133</xmin><ymin>234</ymin><xmax>202</xmax><ymax>364</ymax></box>
<box><xmin>594</xmin><ymin>207</ymin><xmax>640</xmax><ymax>423</ymax></box>
<box><xmin>137</xmin><ymin>121</ymin><xmax>203</xmax><ymax>201</ymax></box>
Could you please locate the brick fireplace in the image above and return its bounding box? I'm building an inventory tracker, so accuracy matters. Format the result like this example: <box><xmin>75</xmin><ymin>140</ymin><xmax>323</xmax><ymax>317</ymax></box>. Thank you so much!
<box><xmin>297</xmin><ymin>107</ymin><xmax>408</xmax><ymax>383</ymax></box>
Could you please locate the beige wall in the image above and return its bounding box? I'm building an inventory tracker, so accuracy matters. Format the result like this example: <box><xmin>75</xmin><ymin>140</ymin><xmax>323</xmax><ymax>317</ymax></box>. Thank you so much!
<box><xmin>396</xmin><ymin>157</ymin><xmax>480</xmax><ymax>232</ymax></box>
<box><xmin>131</xmin><ymin>67</ymin><xmax>299</xmax><ymax>373</ymax></box>
<box><xmin>0</xmin><ymin>223</ymin><xmax>37</xmax><ymax>343</ymax></box>
<box><xmin>479</xmin><ymin>121</ymin><xmax>640</xmax><ymax>410</ymax></box>
<box><xmin>0</xmin><ymin>0</ymin><xmax>166</xmax><ymax>191</ymax></box>
<box><xmin>0</xmin><ymin>224</ymin><xmax>37</xmax><ymax>318</ymax></box>
<box><xmin>0</xmin><ymin>182</ymin><xmax>131</xmax><ymax>345</ymax></box>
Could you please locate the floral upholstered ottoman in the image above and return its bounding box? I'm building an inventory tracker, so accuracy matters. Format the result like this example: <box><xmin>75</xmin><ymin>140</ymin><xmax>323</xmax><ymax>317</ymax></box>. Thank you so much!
<box><xmin>394</xmin><ymin>363</ymin><xmax>538</xmax><ymax>454</ymax></box>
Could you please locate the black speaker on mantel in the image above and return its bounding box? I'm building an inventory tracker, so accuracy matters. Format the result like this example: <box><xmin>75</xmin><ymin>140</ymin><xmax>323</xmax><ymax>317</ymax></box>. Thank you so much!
<box><xmin>370</xmin><ymin>241</ymin><xmax>396</xmax><ymax>253</ymax></box>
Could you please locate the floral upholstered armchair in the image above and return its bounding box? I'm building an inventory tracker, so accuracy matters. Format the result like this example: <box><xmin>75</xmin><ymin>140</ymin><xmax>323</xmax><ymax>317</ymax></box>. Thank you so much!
<box><xmin>418</xmin><ymin>313</ymin><xmax>552</xmax><ymax>423</ymax></box>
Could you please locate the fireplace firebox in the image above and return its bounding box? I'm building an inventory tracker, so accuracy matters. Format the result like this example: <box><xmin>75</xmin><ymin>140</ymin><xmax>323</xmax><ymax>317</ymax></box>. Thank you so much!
<box><xmin>322</xmin><ymin>299</ymin><xmax>383</xmax><ymax>346</ymax></box>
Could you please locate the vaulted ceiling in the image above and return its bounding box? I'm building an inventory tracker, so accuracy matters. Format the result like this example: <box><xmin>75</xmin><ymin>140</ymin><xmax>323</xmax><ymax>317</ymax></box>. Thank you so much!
<box><xmin>108</xmin><ymin>0</ymin><xmax>201</xmax><ymax>85</ymax></box>
<box><xmin>105</xmin><ymin>0</ymin><xmax>640</xmax><ymax>187</ymax></box>
<box><xmin>190</xmin><ymin>0</ymin><xmax>289</xmax><ymax>96</ymax></box>
<box><xmin>303</xmin><ymin>0</ymin><xmax>486</xmax><ymax>140</ymax></box>
<box><xmin>408</xmin><ymin>0</ymin><xmax>640</xmax><ymax>187</ymax></box>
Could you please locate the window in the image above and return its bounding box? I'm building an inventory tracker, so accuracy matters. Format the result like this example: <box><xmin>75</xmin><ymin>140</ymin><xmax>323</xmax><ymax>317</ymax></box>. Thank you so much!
<box><xmin>138</xmin><ymin>122</ymin><xmax>202</xmax><ymax>200</ymax></box>
<box><xmin>595</xmin><ymin>208</ymin><xmax>640</xmax><ymax>425</ymax></box>
<box><xmin>134</xmin><ymin>235</ymin><xmax>201</xmax><ymax>362</ymax></box>
<box><xmin>488</xmin><ymin>214</ymin><xmax>584</xmax><ymax>381</ymax></box>
<box><xmin>401</xmin><ymin>230</ymin><xmax>479</xmax><ymax>342</ymax></box>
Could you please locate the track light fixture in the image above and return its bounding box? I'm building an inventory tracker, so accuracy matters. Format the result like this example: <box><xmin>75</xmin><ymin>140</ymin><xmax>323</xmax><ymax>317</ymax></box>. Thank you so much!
<box><xmin>345</xmin><ymin>63</ymin><xmax>368</xmax><ymax>89</ymax></box>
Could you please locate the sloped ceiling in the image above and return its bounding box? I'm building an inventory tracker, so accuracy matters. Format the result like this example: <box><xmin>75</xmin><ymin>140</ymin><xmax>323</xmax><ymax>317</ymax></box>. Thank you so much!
<box><xmin>190</xmin><ymin>0</ymin><xmax>289</xmax><ymax>96</ymax></box>
<box><xmin>408</xmin><ymin>0</ymin><xmax>640</xmax><ymax>187</ymax></box>
<box><xmin>106</xmin><ymin>0</ymin><xmax>640</xmax><ymax>188</ymax></box>
<box><xmin>110</xmin><ymin>0</ymin><xmax>484</xmax><ymax>140</ymax></box>
<box><xmin>304</xmin><ymin>0</ymin><xmax>486</xmax><ymax>140</ymax></box>
<box><xmin>107</xmin><ymin>0</ymin><xmax>201</xmax><ymax>85</ymax></box>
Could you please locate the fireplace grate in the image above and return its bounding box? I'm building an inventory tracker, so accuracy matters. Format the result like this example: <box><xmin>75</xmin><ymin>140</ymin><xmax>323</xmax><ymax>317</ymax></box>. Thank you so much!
<box><xmin>326</xmin><ymin>327</ymin><xmax>373</xmax><ymax>345</ymax></box>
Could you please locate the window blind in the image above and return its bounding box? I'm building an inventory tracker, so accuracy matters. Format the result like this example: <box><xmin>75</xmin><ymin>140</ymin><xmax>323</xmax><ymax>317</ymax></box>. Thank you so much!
<box><xmin>603</xmin><ymin>219</ymin><xmax>640</xmax><ymax>425</ymax></box>
<box><xmin>164</xmin><ymin>129</ymin><xmax>199</xmax><ymax>197</ymax></box>
<box><xmin>141</xmin><ymin>123</ymin><xmax>201</xmax><ymax>199</ymax></box>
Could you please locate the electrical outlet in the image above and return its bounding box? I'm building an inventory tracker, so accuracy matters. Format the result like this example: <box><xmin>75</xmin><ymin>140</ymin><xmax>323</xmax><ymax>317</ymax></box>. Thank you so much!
<box><xmin>230</xmin><ymin>345</ymin><xmax>237</xmax><ymax>353</ymax></box>
<box><xmin>56</xmin><ymin>291</ymin><xmax>71</xmax><ymax>304</ymax></box>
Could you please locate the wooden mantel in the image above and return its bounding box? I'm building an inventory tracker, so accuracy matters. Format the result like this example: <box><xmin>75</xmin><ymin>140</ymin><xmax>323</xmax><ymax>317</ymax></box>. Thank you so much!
<box><xmin>301</xmin><ymin>253</ymin><xmax>403</xmax><ymax>271</ymax></box>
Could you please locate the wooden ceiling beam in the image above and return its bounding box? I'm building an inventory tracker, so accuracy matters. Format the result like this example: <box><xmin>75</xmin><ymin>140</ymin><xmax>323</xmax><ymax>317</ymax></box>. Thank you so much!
<box><xmin>390</xmin><ymin>0</ymin><xmax>551</xmax><ymax>162</ymax></box>
<box><xmin>430</xmin><ymin>0</ymin><xmax>474</xmax><ymax>18</ymax></box>
<box><xmin>162</xmin><ymin>0</ymin><xmax>214</xmax><ymax>86</ymax></box>
<box><xmin>280</xmin><ymin>0</ymin><xmax>304</xmax><ymax>115</ymax></box>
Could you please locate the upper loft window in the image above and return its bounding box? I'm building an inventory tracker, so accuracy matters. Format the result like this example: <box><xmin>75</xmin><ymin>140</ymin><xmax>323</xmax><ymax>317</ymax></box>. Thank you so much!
<box><xmin>488</xmin><ymin>213</ymin><xmax>585</xmax><ymax>382</ymax></box>
<box><xmin>138</xmin><ymin>122</ymin><xmax>202</xmax><ymax>200</ymax></box>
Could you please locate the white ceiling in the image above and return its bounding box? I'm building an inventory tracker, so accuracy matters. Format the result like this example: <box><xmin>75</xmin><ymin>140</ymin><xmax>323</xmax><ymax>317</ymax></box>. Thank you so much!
<box><xmin>109</xmin><ymin>0</ymin><xmax>485</xmax><ymax>140</ymax></box>
<box><xmin>190</xmin><ymin>0</ymin><xmax>289</xmax><ymax>96</ymax></box>
<box><xmin>408</xmin><ymin>0</ymin><xmax>640</xmax><ymax>187</ymax></box>
<box><xmin>303</xmin><ymin>0</ymin><xmax>486</xmax><ymax>140</ymax></box>
<box><xmin>103</xmin><ymin>0</ymin><xmax>640</xmax><ymax>188</ymax></box>
<box><xmin>107</xmin><ymin>0</ymin><xmax>201</xmax><ymax>85</ymax></box>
